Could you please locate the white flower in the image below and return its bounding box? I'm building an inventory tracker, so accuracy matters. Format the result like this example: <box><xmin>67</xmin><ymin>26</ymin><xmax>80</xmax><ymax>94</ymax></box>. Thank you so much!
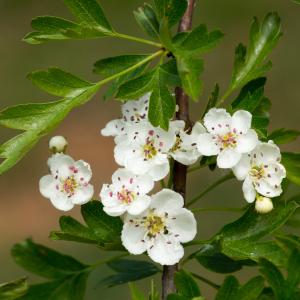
<box><xmin>233</xmin><ymin>141</ymin><xmax>286</xmax><ymax>203</ymax></box>
<box><xmin>100</xmin><ymin>168</ymin><xmax>154</xmax><ymax>216</ymax></box>
<box><xmin>49</xmin><ymin>136</ymin><xmax>68</xmax><ymax>153</ymax></box>
<box><xmin>196</xmin><ymin>108</ymin><xmax>258</xmax><ymax>169</ymax></box>
<box><xmin>121</xmin><ymin>189</ymin><xmax>197</xmax><ymax>265</ymax></box>
<box><xmin>114</xmin><ymin>122</ymin><xmax>176</xmax><ymax>181</ymax></box>
<box><xmin>39</xmin><ymin>153</ymin><xmax>94</xmax><ymax>211</ymax></box>
<box><xmin>169</xmin><ymin>121</ymin><xmax>205</xmax><ymax>165</ymax></box>
<box><xmin>255</xmin><ymin>196</ymin><xmax>274</xmax><ymax>214</ymax></box>
<box><xmin>101</xmin><ymin>93</ymin><xmax>150</xmax><ymax>142</ymax></box>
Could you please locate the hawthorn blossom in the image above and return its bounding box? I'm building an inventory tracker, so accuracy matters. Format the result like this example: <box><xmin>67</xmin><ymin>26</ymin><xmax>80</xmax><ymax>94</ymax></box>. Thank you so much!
<box><xmin>39</xmin><ymin>153</ymin><xmax>94</xmax><ymax>211</ymax></box>
<box><xmin>114</xmin><ymin>122</ymin><xmax>176</xmax><ymax>181</ymax></box>
<box><xmin>169</xmin><ymin>121</ymin><xmax>205</xmax><ymax>165</ymax></box>
<box><xmin>255</xmin><ymin>196</ymin><xmax>274</xmax><ymax>214</ymax></box>
<box><xmin>196</xmin><ymin>108</ymin><xmax>258</xmax><ymax>169</ymax></box>
<box><xmin>121</xmin><ymin>189</ymin><xmax>197</xmax><ymax>265</ymax></box>
<box><xmin>101</xmin><ymin>93</ymin><xmax>149</xmax><ymax>142</ymax></box>
<box><xmin>100</xmin><ymin>168</ymin><xmax>154</xmax><ymax>216</ymax></box>
<box><xmin>232</xmin><ymin>141</ymin><xmax>286</xmax><ymax>203</ymax></box>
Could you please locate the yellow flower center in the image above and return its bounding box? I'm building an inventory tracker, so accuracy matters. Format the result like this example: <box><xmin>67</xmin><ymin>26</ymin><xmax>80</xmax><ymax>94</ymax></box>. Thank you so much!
<box><xmin>117</xmin><ymin>188</ymin><xmax>136</xmax><ymax>204</ymax></box>
<box><xmin>249</xmin><ymin>165</ymin><xmax>265</xmax><ymax>180</ymax></box>
<box><xmin>171</xmin><ymin>136</ymin><xmax>182</xmax><ymax>153</ymax></box>
<box><xmin>61</xmin><ymin>176</ymin><xmax>78</xmax><ymax>197</ymax></box>
<box><xmin>145</xmin><ymin>214</ymin><xmax>166</xmax><ymax>238</ymax></box>
<box><xmin>219</xmin><ymin>132</ymin><xmax>237</xmax><ymax>149</ymax></box>
<box><xmin>143</xmin><ymin>139</ymin><xmax>157</xmax><ymax>160</ymax></box>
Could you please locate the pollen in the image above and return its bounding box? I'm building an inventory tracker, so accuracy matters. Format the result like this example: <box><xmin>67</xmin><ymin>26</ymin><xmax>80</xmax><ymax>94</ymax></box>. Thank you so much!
<box><xmin>142</xmin><ymin>139</ymin><xmax>157</xmax><ymax>160</ymax></box>
<box><xmin>249</xmin><ymin>165</ymin><xmax>265</xmax><ymax>180</ymax></box>
<box><xmin>144</xmin><ymin>213</ymin><xmax>166</xmax><ymax>238</ymax></box>
<box><xmin>61</xmin><ymin>176</ymin><xmax>78</xmax><ymax>197</ymax></box>
<box><xmin>218</xmin><ymin>132</ymin><xmax>237</xmax><ymax>149</ymax></box>
<box><xmin>117</xmin><ymin>188</ymin><xmax>136</xmax><ymax>204</ymax></box>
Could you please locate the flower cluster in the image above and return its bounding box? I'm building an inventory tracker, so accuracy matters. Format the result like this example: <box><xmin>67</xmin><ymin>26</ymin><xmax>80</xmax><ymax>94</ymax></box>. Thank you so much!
<box><xmin>39</xmin><ymin>94</ymin><xmax>286</xmax><ymax>265</ymax></box>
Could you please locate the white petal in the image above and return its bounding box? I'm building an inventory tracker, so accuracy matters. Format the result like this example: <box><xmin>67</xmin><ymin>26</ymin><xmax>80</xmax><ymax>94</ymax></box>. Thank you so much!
<box><xmin>232</xmin><ymin>155</ymin><xmax>251</xmax><ymax>180</ymax></box>
<box><xmin>167</xmin><ymin>208</ymin><xmax>197</xmax><ymax>243</ymax></box>
<box><xmin>114</xmin><ymin>141</ymin><xmax>134</xmax><ymax>166</ymax></box>
<box><xmin>196</xmin><ymin>133</ymin><xmax>220</xmax><ymax>156</ymax></box>
<box><xmin>48</xmin><ymin>153</ymin><xmax>74</xmax><ymax>178</ymax></box>
<box><xmin>255</xmin><ymin>197</ymin><xmax>274</xmax><ymax>214</ymax></box>
<box><xmin>171</xmin><ymin>150</ymin><xmax>199</xmax><ymax>165</ymax></box>
<box><xmin>71</xmin><ymin>185</ymin><xmax>94</xmax><ymax>205</ymax></box>
<box><xmin>251</xmin><ymin>141</ymin><xmax>281</xmax><ymax>164</ymax></box>
<box><xmin>170</xmin><ymin>120</ymin><xmax>185</xmax><ymax>133</ymax></box>
<box><xmin>150</xmin><ymin>189</ymin><xmax>184</xmax><ymax>213</ymax></box>
<box><xmin>147</xmin><ymin>235</ymin><xmax>184</xmax><ymax>265</ymax></box>
<box><xmin>101</xmin><ymin>119</ymin><xmax>125</xmax><ymax>137</ymax></box>
<box><xmin>49</xmin><ymin>193</ymin><xmax>74</xmax><ymax>211</ymax></box>
<box><xmin>104</xmin><ymin>205</ymin><xmax>127</xmax><ymax>217</ymax></box>
<box><xmin>121</xmin><ymin>223</ymin><xmax>147</xmax><ymax>255</ymax></box>
<box><xmin>121</xmin><ymin>94</ymin><xmax>149</xmax><ymax>122</ymax></box>
<box><xmin>263</xmin><ymin>163</ymin><xmax>286</xmax><ymax>185</ymax></box>
<box><xmin>242</xmin><ymin>176</ymin><xmax>256</xmax><ymax>203</ymax></box>
<box><xmin>125</xmin><ymin>156</ymin><xmax>150</xmax><ymax>176</ymax></box>
<box><xmin>112</xmin><ymin>168</ymin><xmax>133</xmax><ymax>186</ymax></box>
<box><xmin>39</xmin><ymin>175</ymin><xmax>56</xmax><ymax>198</ymax></box>
<box><xmin>135</xmin><ymin>174</ymin><xmax>155</xmax><ymax>194</ymax></box>
<box><xmin>191</xmin><ymin>122</ymin><xmax>206</xmax><ymax>136</ymax></box>
<box><xmin>231</xmin><ymin>110</ymin><xmax>252</xmax><ymax>134</ymax></box>
<box><xmin>127</xmin><ymin>195</ymin><xmax>151</xmax><ymax>215</ymax></box>
<box><xmin>73</xmin><ymin>160</ymin><xmax>92</xmax><ymax>182</ymax></box>
<box><xmin>255</xmin><ymin>179</ymin><xmax>282</xmax><ymax>198</ymax></box>
<box><xmin>204</xmin><ymin>108</ymin><xmax>231</xmax><ymax>135</ymax></box>
<box><xmin>235</xmin><ymin>129</ymin><xmax>258</xmax><ymax>153</ymax></box>
<box><xmin>148</xmin><ymin>161</ymin><xmax>170</xmax><ymax>181</ymax></box>
<box><xmin>217</xmin><ymin>148</ymin><xmax>241</xmax><ymax>169</ymax></box>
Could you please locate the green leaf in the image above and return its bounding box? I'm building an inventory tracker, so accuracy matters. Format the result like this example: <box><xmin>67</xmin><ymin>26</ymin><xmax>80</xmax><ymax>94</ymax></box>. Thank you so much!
<box><xmin>94</xmin><ymin>54</ymin><xmax>149</xmax><ymax>77</ymax></box>
<box><xmin>63</xmin><ymin>0</ymin><xmax>113</xmax><ymax>31</ymax></box>
<box><xmin>0</xmin><ymin>278</ymin><xmax>28</xmax><ymax>300</ymax></box>
<box><xmin>286</xmin><ymin>249</ymin><xmax>300</xmax><ymax>294</ymax></box>
<box><xmin>259</xmin><ymin>259</ymin><xmax>285</xmax><ymax>300</ymax></box>
<box><xmin>217</xmin><ymin>201</ymin><xmax>298</xmax><ymax>266</ymax></box>
<box><xmin>81</xmin><ymin>201</ymin><xmax>122</xmax><ymax>245</ymax></box>
<box><xmin>159</xmin><ymin>59</ymin><xmax>181</xmax><ymax>87</ymax></box>
<box><xmin>282</xmin><ymin>152</ymin><xmax>300</xmax><ymax>186</ymax></box>
<box><xmin>174</xmin><ymin>270</ymin><xmax>201</xmax><ymax>298</ymax></box>
<box><xmin>149</xmin><ymin>281</ymin><xmax>160</xmax><ymax>300</ymax></box>
<box><xmin>148</xmin><ymin>68</ymin><xmax>176</xmax><ymax>130</ymax></box>
<box><xmin>233</xmin><ymin>276</ymin><xmax>265</xmax><ymax>300</ymax></box>
<box><xmin>24</xmin><ymin>16</ymin><xmax>109</xmax><ymax>44</ymax></box>
<box><xmin>0</xmin><ymin>81</ymin><xmax>99</xmax><ymax>175</ymax></box>
<box><xmin>177</xmin><ymin>24</ymin><xmax>224</xmax><ymax>54</ymax></box>
<box><xmin>215</xmin><ymin>276</ymin><xmax>239</xmax><ymax>300</ymax></box>
<box><xmin>116</xmin><ymin>70</ymin><xmax>156</xmax><ymax>100</ymax></box>
<box><xmin>100</xmin><ymin>259</ymin><xmax>160</xmax><ymax>287</ymax></box>
<box><xmin>194</xmin><ymin>243</ymin><xmax>255</xmax><ymax>274</ymax></box>
<box><xmin>11</xmin><ymin>239</ymin><xmax>87</xmax><ymax>279</ymax></box>
<box><xmin>129</xmin><ymin>283</ymin><xmax>147</xmax><ymax>300</ymax></box>
<box><xmin>28</xmin><ymin>68</ymin><xmax>94</xmax><ymax>97</ymax></box>
<box><xmin>268</xmin><ymin>129</ymin><xmax>300</xmax><ymax>145</ymax></box>
<box><xmin>230</xmin><ymin>13</ymin><xmax>281</xmax><ymax>91</ymax></box>
<box><xmin>176</xmin><ymin>54</ymin><xmax>204</xmax><ymax>101</ymax></box>
<box><xmin>153</xmin><ymin>0</ymin><xmax>187</xmax><ymax>27</ymax></box>
<box><xmin>231</xmin><ymin>77</ymin><xmax>266</xmax><ymax>112</ymax></box>
<box><xmin>18</xmin><ymin>272</ymin><xmax>89</xmax><ymax>300</ymax></box>
<box><xmin>134</xmin><ymin>4</ymin><xmax>160</xmax><ymax>40</ymax></box>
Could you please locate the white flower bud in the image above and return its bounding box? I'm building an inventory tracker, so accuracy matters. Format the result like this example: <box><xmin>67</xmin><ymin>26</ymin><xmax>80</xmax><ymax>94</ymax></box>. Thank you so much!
<box><xmin>255</xmin><ymin>196</ymin><xmax>274</xmax><ymax>214</ymax></box>
<box><xmin>49</xmin><ymin>136</ymin><xmax>68</xmax><ymax>153</ymax></box>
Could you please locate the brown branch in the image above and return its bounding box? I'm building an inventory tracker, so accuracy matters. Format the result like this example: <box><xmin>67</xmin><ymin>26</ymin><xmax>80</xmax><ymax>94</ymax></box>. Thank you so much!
<box><xmin>162</xmin><ymin>1</ymin><xmax>196</xmax><ymax>299</ymax></box>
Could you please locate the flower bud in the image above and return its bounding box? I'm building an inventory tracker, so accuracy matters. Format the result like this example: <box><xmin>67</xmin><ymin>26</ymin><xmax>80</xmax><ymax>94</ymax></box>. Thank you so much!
<box><xmin>49</xmin><ymin>136</ymin><xmax>68</xmax><ymax>153</ymax></box>
<box><xmin>255</xmin><ymin>195</ymin><xmax>274</xmax><ymax>214</ymax></box>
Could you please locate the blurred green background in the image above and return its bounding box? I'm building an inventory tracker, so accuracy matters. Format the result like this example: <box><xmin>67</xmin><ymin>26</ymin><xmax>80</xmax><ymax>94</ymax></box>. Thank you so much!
<box><xmin>0</xmin><ymin>0</ymin><xmax>300</xmax><ymax>299</ymax></box>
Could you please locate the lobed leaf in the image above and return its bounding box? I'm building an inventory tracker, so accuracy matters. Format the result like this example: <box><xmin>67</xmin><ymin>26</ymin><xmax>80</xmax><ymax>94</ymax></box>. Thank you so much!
<box><xmin>0</xmin><ymin>278</ymin><xmax>28</xmax><ymax>300</ymax></box>
<box><xmin>282</xmin><ymin>152</ymin><xmax>300</xmax><ymax>186</ymax></box>
<box><xmin>268</xmin><ymin>128</ymin><xmax>300</xmax><ymax>145</ymax></box>
<box><xmin>173</xmin><ymin>270</ymin><xmax>201</xmax><ymax>298</ymax></box>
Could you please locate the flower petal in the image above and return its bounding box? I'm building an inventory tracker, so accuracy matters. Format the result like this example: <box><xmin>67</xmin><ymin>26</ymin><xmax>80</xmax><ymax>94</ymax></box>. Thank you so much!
<box><xmin>235</xmin><ymin>129</ymin><xmax>258</xmax><ymax>153</ymax></box>
<box><xmin>231</xmin><ymin>110</ymin><xmax>252</xmax><ymax>134</ymax></box>
<box><xmin>204</xmin><ymin>108</ymin><xmax>231</xmax><ymax>135</ymax></box>
<box><xmin>72</xmin><ymin>184</ymin><xmax>94</xmax><ymax>205</ymax></box>
<box><xmin>148</xmin><ymin>161</ymin><xmax>170</xmax><ymax>181</ymax></box>
<box><xmin>167</xmin><ymin>208</ymin><xmax>197</xmax><ymax>243</ymax></box>
<box><xmin>39</xmin><ymin>175</ymin><xmax>56</xmax><ymax>198</ymax></box>
<box><xmin>121</xmin><ymin>223</ymin><xmax>147</xmax><ymax>255</ymax></box>
<box><xmin>127</xmin><ymin>195</ymin><xmax>151</xmax><ymax>215</ymax></box>
<box><xmin>232</xmin><ymin>155</ymin><xmax>251</xmax><ymax>180</ymax></box>
<box><xmin>171</xmin><ymin>150</ymin><xmax>200</xmax><ymax>165</ymax></box>
<box><xmin>73</xmin><ymin>160</ymin><xmax>92</xmax><ymax>182</ymax></box>
<box><xmin>255</xmin><ymin>179</ymin><xmax>282</xmax><ymax>198</ymax></box>
<box><xmin>104</xmin><ymin>204</ymin><xmax>127</xmax><ymax>217</ymax></box>
<box><xmin>101</xmin><ymin>119</ymin><xmax>125</xmax><ymax>137</ymax></box>
<box><xmin>147</xmin><ymin>235</ymin><xmax>184</xmax><ymax>265</ymax></box>
<box><xmin>150</xmin><ymin>189</ymin><xmax>184</xmax><ymax>213</ymax></box>
<box><xmin>263</xmin><ymin>163</ymin><xmax>286</xmax><ymax>186</ymax></box>
<box><xmin>217</xmin><ymin>148</ymin><xmax>241</xmax><ymax>169</ymax></box>
<box><xmin>196</xmin><ymin>133</ymin><xmax>220</xmax><ymax>156</ymax></box>
<box><xmin>251</xmin><ymin>141</ymin><xmax>281</xmax><ymax>164</ymax></box>
<box><xmin>48</xmin><ymin>153</ymin><xmax>74</xmax><ymax>178</ymax></box>
<box><xmin>49</xmin><ymin>193</ymin><xmax>74</xmax><ymax>211</ymax></box>
<box><xmin>242</xmin><ymin>176</ymin><xmax>256</xmax><ymax>203</ymax></box>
